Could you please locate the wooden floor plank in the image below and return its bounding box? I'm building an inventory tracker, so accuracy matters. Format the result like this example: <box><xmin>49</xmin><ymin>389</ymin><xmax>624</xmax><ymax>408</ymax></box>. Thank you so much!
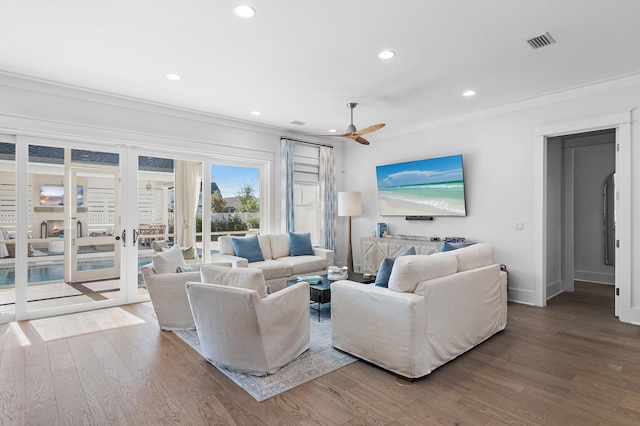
<box><xmin>1</xmin><ymin>281</ymin><xmax>640</xmax><ymax>425</ymax></box>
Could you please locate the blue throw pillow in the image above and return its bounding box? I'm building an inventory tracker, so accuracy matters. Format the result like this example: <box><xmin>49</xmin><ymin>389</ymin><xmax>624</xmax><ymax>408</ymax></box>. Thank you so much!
<box><xmin>400</xmin><ymin>246</ymin><xmax>416</xmax><ymax>256</ymax></box>
<box><xmin>440</xmin><ymin>241</ymin><xmax>466</xmax><ymax>252</ymax></box>
<box><xmin>374</xmin><ymin>257</ymin><xmax>396</xmax><ymax>288</ymax></box>
<box><xmin>374</xmin><ymin>246</ymin><xmax>416</xmax><ymax>288</ymax></box>
<box><xmin>231</xmin><ymin>235</ymin><xmax>265</xmax><ymax>263</ymax></box>
<box><xmin>289</xmin><ymin>232</ymin><xmax>314</xmax><ymax>256</ymax></box>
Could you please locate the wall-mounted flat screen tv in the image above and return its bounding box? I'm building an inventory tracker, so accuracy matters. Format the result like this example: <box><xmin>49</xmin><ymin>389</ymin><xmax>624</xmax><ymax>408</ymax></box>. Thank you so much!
<box><xmin>376</xmin><ymin>154</ymin><xmax>467</xmax><ymax>217</ymax></box>
<box><xmin>40</xmin><ymin>185</ymin><xmax>84</xmax><ymax>207</ymax></box>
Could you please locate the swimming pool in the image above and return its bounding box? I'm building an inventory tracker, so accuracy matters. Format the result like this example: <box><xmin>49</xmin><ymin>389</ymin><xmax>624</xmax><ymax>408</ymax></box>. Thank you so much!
<box><xmin>0</xmin><ymin>257</ymin><xmax>152</xmax><ymax>286</ymax></box>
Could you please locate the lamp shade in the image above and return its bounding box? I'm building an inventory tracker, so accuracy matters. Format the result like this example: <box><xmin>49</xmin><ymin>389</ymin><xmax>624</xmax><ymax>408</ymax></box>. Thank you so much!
<box><xmin>338</xmin><ymin>192</ymin><xmax>362</xmax><ymax>216</ymax></box>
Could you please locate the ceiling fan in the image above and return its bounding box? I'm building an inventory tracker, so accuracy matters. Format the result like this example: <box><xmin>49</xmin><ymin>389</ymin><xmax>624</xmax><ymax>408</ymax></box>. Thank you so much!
<box><xmin>308</xmin><ymin>103</ymin><xmax>385</xmax><ymax>145</ymax></box>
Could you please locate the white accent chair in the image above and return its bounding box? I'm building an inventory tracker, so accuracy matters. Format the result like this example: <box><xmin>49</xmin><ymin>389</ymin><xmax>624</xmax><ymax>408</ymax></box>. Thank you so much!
<box><xmin>141</xmin><ymin>245</ymin><xmax>231</xmax><ymax>331</ymax></box>
<box><xmin>186</xmin><ymin>265</ymin><xmax>310</xmax><ymax>376</ymax></box>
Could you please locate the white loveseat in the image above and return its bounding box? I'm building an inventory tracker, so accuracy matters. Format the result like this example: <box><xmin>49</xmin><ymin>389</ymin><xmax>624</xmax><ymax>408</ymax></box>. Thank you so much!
<box><xmin>211</xmin><ymin>233</ymin><xmax>334</xmax><ymax>292</ymax></box>
<box><xmin>331</xmin><ymin>243</ymin><xmax>507</xmax><ymax>379</ymax></box>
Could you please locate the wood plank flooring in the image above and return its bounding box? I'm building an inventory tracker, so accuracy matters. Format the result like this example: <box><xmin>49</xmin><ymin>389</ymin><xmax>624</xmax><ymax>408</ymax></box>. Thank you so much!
<box><xmin>1</xmin><ymin>281</ymin><xmax>640</xmax><ymax>425</ymax></box>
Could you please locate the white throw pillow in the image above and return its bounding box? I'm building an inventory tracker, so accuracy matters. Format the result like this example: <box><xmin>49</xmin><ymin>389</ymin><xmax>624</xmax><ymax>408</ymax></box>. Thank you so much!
<box><xmin>152</xmin><ymin>244</ymin><xmax>186</xmax><ymax>274</ymax></box>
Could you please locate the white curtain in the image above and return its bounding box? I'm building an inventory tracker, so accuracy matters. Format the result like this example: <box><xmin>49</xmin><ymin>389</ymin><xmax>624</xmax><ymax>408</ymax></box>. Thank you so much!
<box><xmin>281</xmin><ymin>139</ymin><xmax>295</xmax><ymax>233</ymax></box>
<box><xmin>319</xmin><ymin>146</ymin><xmax>336</xmax><ymax>250</ymax></box>
<box><xmin>175</xmin><ymin>160</ymin><xmax>202</xmax><ymax>249</ymax></box>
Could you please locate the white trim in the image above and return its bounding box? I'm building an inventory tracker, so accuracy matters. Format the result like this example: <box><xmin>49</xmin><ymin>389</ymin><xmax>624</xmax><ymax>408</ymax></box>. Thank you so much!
<box><xmin>534</xmin><ymin>110</ymin><xmax>634</xmax><ymax>322</ymax></box>
<box><xmin>388</xmin><ymin>74</ymin><xmax>640</xmax><ymax>136</ymax></box>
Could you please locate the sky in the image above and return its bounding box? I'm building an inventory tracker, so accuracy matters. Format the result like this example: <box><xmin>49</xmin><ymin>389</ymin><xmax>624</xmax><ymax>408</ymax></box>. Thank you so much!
<box><xmin>211</xmin><ymin>164</ymin><xmax>260</xmax><ymax>198</ymax></box>
<box><xmin>376</xmin><ymin>154</ymin><xmax>464</xmax><ymax>188</ymax></box>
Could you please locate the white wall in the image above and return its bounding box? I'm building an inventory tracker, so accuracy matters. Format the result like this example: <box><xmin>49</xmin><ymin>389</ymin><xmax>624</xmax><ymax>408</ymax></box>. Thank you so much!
<box><xmin>2</xmin><ymin>72</ymin><xmax>640</xmax><ymax>322</ymax></box>
<box><xmin>0</xmin><ymin>73</ymin><xmax>345</xmax><ymax>237</ymax></box>
<box><xmin>546</xmin><ymin>138</ymin><xmax>563</xmax><ymax>298</ymax></box>
<box><xmin>340</xmin><ymin>76</ymin><xmax>640</xmax><ymax>317</ymax></box>
<box><xmin>569</xmin><ymin>135</ymin><xmax>615</xmax><ymax>284</ymax></box>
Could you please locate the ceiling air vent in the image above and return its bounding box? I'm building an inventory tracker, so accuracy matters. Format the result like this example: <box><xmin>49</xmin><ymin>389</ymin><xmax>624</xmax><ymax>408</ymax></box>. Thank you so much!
<box><xmin>290</xmin><ymin>120</ymin><xmax>307</xmax><ymax>126</ymax></box>
<box><xmin>526</xmin><ymin>32</ymin><xmax>556</xmax><ymax>49</ymax></box>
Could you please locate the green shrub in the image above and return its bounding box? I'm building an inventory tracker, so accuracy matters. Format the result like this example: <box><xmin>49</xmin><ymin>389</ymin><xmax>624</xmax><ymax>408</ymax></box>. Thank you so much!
<box><xmin>247</xmin><ymin>216</ymin><xmax>260</xmax><ymax>229</ymax></box>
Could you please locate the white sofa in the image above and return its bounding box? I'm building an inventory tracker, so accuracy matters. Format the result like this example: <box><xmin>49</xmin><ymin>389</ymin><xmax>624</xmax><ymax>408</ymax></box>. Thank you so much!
<box><xmin>331</xmin><ymin>243</ymin><xmax>507</xmax><ymax>379</ymax></box>
<box><xmin>211</xmin><ymin>234</ymin><xmax>334</xmax><ymax>292</ymax></box>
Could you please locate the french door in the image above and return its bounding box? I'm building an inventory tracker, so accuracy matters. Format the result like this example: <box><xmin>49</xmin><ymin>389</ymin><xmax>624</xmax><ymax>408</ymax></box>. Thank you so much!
<box><xmin>67</xmin><ymin>165</ymin><xmax>121</xmax><ymax>284</ymax></box>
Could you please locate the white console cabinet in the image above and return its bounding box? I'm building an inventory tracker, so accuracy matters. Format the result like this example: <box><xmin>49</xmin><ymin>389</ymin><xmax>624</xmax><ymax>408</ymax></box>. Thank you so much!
<box><xmin>360</xmin><ymin>237</ymin><xmax>443</xmax><ymax>274</ymax></box>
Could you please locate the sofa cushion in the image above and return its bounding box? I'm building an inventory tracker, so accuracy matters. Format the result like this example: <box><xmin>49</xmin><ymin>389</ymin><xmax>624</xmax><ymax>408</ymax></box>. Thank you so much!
<box><xmin>200</xmin><ymin>264</ymin><xmax>268</xmax><ymax>297</ymax></box>
<box><xmin>152</xmin><ymin>244</ymin><xmax>187</xmax><ymax>274</ymax></box>
<box><xmin>451</xmin><ymin>243</ymin><xmax>493</xmax><ymax>272</ymax></box>
<box><xmin>247</xmin><ymin>259</ymin><xmax>293</xmax><ymax>281</ymax></box>
<box><xmin>388</xmin><ymin>254</ymin><xmax>458</xmax><ymax>293</ymax></box>
<box><xmin>270</xmin><ymin>234</ymin><xmax>290</xmax><ymax>259</ymax></box>
<box><xmin>374</xmin><ymin>246</ymin><xmax>416</xmax><ymax>288</ymax></box>
<box><xmin>218</xmin><ymin>236</ymin><xmax>235</xmax><ymax>255</ymax></box>
<box><xmin>257</xmin><ymin>234</ymin><xmax>273</xmax><ymax>260</ymax></box>
<box><xmin>231</xmin><ymin>235</ymin><xmax>265</xmax><ymax>263</ymax></box>
<box><xmin>275</xmin><ymin>255</ymin><xmax>327</xmax><ymax>275</ymax></box>
<box><xmin>289</xmin><ymin>232</ymin><xmax>314</xmax><ymax>256</ymax></box>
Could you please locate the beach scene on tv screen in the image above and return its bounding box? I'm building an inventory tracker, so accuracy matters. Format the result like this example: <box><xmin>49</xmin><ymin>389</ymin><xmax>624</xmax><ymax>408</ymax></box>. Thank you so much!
<box><xmin>376</xmin><ymin>154</ymin><xmax>466</xmax><ymax>216</ymax></box>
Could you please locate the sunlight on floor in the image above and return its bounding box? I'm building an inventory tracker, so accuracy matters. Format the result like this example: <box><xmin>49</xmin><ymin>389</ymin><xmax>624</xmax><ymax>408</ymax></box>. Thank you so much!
<box><xmin>30</xmin><ymin>307</ymin><xmax>146</xmax><ymax>341</ymax></box>
<box><xmin>10</xmin><ymin>322</ymin><xmax>31</xmax><ymax>347</ymax></box>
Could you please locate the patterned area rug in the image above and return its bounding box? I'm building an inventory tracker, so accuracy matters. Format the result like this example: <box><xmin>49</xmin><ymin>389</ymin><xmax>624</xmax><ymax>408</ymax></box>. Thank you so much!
<box><xmin>173</xmin><ymin>308</ymin><xmax>356</xmax><ymax>401</ymax></box>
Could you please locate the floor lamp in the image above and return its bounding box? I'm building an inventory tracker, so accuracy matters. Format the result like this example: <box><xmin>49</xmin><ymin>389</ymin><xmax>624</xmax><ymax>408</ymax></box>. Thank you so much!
<box><xmin>338</xmin><ymin>191</ymin><xmax>362</xmax><ymax>271</ymax></box>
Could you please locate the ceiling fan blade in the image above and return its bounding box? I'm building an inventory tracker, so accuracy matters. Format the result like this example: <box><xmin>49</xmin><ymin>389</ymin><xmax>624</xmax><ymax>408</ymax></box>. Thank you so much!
<box><xmin>353</xmin><ymin>123</ymin><xmax>385</xmax><ymax>136</ymax></box>
<box><xmin>354</xmin><ymin>136</ymin><xmax>370</xmax><ymax>145</ymax></box>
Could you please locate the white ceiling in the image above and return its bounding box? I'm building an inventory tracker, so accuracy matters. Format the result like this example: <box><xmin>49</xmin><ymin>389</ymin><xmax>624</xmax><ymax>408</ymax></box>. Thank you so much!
<box><xmin>2</xmin><ymin>1</ymin><xmax>640</xmax><ymax>141</ymax></box>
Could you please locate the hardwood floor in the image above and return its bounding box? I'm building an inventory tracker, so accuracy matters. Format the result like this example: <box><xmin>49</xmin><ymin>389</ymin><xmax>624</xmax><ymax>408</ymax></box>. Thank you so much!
<box><xmin>1</xmin><ymin>281</ymin><xmax>639</xmax><ymax>425</ymax></box>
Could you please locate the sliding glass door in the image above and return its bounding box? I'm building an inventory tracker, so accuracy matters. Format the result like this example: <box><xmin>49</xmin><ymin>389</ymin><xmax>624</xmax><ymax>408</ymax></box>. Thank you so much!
<box><xmin>1</xmin><ymin>137</ymin><xmax>269</xmax><ymax>324</ymax></box>
<box><xmin>24</xmin><ymin>142</ymin><xmax>125</xmax><ymax>314</ymax></box>
<box><xmin>68</xmin><ymin>164</ymin><xmax>121</xmax><ymax>285</ymax></box>
<box><xmin>0</xmin><ymin>138</ymin><xmax>16</xmax><ymax>320</ymax></box>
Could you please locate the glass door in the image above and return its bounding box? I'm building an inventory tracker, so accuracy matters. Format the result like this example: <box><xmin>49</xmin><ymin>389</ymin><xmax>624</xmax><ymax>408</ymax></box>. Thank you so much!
<box><xmin>67</xmin><ymin>165</ymin><xmax>121</xmax><ymax>285</ymax></box>
<box><xmin>137</xmin><ymin>155</ymin><xmax>173</xmax><ymax>273</ymax></box>
<box><xmin>0</xmin><ymin>138</ymin><xmax>16</xmax><ymax>319</ymax></box>
<box><xmin>26</xmin><ymin>143</ymin><xmax>125</xmax><ymax>313</ymax></box>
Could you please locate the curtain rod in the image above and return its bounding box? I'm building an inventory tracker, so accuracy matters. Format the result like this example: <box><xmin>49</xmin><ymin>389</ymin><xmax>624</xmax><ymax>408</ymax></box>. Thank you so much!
<box><xmin>280</xmin><ymin>137</ymin><xmax>334</xmax><ymax>149</ymax></box>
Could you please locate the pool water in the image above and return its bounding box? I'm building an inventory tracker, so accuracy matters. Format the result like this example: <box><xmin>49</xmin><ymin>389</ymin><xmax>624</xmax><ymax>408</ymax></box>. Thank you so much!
<box><xmin>0</xmin><ymin>257</ymin><xmax>152</xmax><ymax>286</ymax></box>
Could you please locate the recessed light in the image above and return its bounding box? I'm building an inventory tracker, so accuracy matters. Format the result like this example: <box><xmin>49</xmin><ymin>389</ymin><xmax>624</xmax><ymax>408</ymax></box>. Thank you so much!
<box><xmin>328</xmin><ymin>129</ymin><xmax>337</xmax><ymax>133</ymax></box>
<box><xmin>234</xmin><ymin>5</ymin><xmax>255</xmax><ymax>18</ymax></box>
<box><xmin>166</xmin><ymin>73</ymin><xmax>181</xmax><ymax>81</ymax></box>
<box><xmin>378</xmin><ymin>50</ymin><xmax>396</xmax><ymax>60</ymax></box>
<box><xmin>251</xmin><ymin>111</ymin><xmax>261</xmax><ymax>116</ymax></box>
<box><xmin>462</xmin><ymin>90</ymin><xmax>477</xmax><ymax>97</ymax></box>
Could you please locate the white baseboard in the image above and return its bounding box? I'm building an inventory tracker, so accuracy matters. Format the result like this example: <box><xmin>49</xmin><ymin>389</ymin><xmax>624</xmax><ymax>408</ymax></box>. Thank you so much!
<box><xmin>507</xmin><ymin>287</ymin><xmax>539</xmax><ymax>306</ymax></box>
<box><xmin>546</xmin><ymin>280</ymin><xmax>564</xmax><ymax>299</ymax></box>
<box><xmin>574</xmin><ymin>270</ymin><xmax>615</xmax><ymax>285</ymax></box>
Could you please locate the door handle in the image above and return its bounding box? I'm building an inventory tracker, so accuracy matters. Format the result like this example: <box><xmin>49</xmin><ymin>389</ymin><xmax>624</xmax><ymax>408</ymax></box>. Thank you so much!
<box><xmin>133</xmin><ymin>229</ymin><xmax>139</xmax><ymax>246</ymax></box>
<box><xmin>120</xmin><ymin>229</ymin><xmax>126</xmax><ymax>246</ymax></box>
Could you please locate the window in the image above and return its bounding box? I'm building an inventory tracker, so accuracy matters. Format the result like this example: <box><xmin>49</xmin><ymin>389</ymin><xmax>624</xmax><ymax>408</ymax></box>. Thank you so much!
<box><xmin>292</xmin><ymin>144</ymin><xmax>321</xmax><ymax>245</ymax></box>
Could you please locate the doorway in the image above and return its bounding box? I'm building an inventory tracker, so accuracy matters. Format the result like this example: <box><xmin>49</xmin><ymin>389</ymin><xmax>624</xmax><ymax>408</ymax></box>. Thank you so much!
<box><xmin>534</xmin><ymin>110</ymin><xmax>632</xmax><ymax>323</ymax></box>
<box><xmin>546</xmin><ymin>130</ymin><xmax>616</xmax><ymax>304</ymax></box>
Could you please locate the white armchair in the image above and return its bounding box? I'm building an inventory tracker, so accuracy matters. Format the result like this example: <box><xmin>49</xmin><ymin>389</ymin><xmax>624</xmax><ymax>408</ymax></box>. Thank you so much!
<box><xmin>185</xmin><ymin>266</ymin><xmax>310</xmax><ymax>376</ymax></box>
<box><xmin>141</xmin><ymin>265</ymin><xmax>200</xmax><ymax>331</ymax></box>
<box><xmin>141</xmin><ymin>246</ymin><xmax>232</xmax><ymax>331</ymax></box>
